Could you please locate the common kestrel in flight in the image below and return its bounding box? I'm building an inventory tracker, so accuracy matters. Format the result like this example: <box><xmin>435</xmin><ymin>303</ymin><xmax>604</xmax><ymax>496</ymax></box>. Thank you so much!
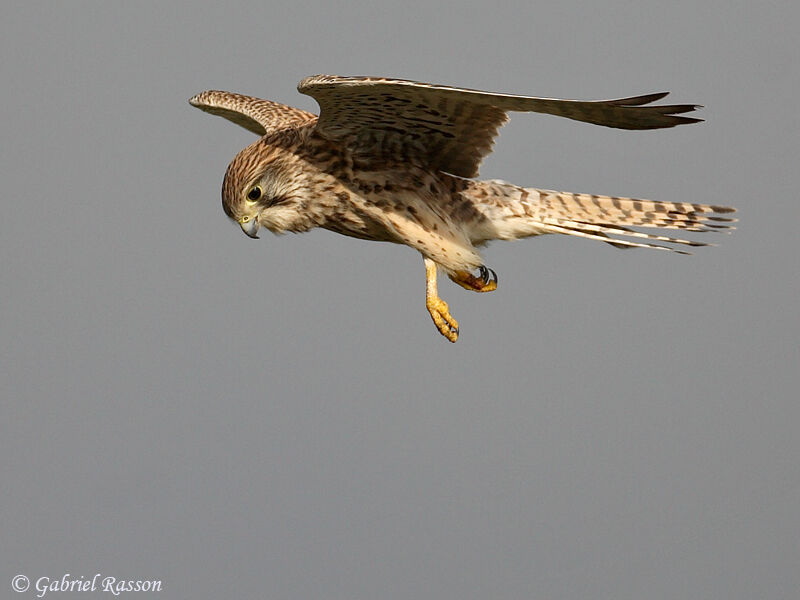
<box><xmin>189</xmin><ymin>75</ymin><xmax>735</xmax><ymax>342</ymax></box>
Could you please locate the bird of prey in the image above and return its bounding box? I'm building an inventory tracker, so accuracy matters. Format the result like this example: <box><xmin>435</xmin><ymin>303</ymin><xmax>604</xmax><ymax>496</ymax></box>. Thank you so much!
<box><xmin>189</xmin><ymin>75</ymin><xmax>735</xmax><ymax>342</ymax></box>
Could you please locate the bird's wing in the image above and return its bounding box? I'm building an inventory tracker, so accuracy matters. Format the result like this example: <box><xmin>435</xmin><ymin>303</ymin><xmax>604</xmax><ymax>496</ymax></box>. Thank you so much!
<box><xmin>298</xmin><ymin>75</ymin><xmax>701</xmax><ymax>178</ymax></box>
<box><xmin>189</xmin><ymin>90</ymin><xmax>317</xmax><ymax>136</ymax></box>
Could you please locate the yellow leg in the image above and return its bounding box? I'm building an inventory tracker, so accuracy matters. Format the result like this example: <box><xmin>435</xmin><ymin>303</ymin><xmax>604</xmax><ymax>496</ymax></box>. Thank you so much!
<box><xmin>424</xmin><ymin>258</ymin><xmax>459</xmax><ymax>342</ymax></box>
<box><xmin>449</xmin><ymin>265</ymin><xmax>498</xmax><ymax>293</ymax></box>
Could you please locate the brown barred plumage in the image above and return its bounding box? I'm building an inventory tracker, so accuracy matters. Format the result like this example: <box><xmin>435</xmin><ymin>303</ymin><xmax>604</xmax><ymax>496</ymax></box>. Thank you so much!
<box><xmin>463</xmin><ymin>181</ymin><xmax>735</xmax><ymax>253</ymax></box>
<box><xmin>189</xmin><ymin>75</ymin><xmax>735</xmax><ymax>342</ymax></box>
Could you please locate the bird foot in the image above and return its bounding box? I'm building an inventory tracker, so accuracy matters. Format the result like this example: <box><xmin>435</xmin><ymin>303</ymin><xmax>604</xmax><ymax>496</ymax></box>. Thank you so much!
<box><xmin>449</xmin><ymin>265</ymin><xmax>498</xmax><ymax>292</ymax></box>
<box><xmin>426</xmin><ymin>297</ymin><xmax>459</xmax><ymax>342</ymax></box>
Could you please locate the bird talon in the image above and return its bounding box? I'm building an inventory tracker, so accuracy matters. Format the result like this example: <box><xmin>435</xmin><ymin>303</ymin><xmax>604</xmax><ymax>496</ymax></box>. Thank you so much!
<box><xmin>449</xmin><ymin>265</ymin><xmax>498</xmax><ymax>293</ymax></box>
<box><xmin>426</xmin><ymin>297</ymin><xmax>459</xmax><ymax>342</ymax></box>
<box><xmin>479</xmin><ymin>265</ymin><xmax>498</xmax><ymax>286</ymax></box>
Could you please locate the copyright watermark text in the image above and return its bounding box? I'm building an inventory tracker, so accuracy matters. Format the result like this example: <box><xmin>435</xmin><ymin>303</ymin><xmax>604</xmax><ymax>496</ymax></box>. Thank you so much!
<box><xmin>12</xmin><ymin>574</ymin><xmax>162</xmax><ymax>597</ymax></box>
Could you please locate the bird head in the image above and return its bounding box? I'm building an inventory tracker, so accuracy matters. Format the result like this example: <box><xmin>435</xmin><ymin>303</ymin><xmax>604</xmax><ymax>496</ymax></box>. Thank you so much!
<box><xmin>221</xmin><ymin>138</ymin><xmax>311</xmax><ymax>238</ymax></box>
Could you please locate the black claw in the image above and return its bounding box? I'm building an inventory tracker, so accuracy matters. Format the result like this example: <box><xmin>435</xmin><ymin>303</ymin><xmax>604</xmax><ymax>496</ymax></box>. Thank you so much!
<box><xmin>478</xmin><ymin>265</ymin><xmax>498</xmax><ymax>286</ymax></box>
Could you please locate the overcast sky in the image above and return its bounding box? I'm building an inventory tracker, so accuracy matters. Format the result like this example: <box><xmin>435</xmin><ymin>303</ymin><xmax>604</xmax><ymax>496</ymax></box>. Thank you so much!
<box><xmin>2</xmin><ymin>1</ymin><xmax>799</xmax><ymax>599</ymax></box>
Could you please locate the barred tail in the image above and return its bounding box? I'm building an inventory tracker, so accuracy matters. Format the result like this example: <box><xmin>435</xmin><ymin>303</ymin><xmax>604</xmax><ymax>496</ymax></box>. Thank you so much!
<box><xmin>475</xmin><ymin>181</ymin><xmax>737</xmax><ymax>253</ymax></box>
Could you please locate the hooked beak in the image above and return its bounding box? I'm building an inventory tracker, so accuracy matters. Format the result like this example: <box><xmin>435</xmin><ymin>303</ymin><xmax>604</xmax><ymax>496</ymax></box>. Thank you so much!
<box><xmin>239</xmin><ymin>216</ymin><xmax>260</xmax><ymax>239</ymax></box>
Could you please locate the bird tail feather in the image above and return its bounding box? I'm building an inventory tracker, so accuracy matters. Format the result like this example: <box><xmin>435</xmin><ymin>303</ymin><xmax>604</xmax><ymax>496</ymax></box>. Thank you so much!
<box><xmin>474</xmin><ymin>180</ymin><xmax>736</xmax><ymax>253</ymax></box>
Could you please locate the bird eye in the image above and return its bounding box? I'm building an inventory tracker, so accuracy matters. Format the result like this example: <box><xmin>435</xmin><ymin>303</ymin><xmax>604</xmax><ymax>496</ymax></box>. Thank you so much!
<box><xmin>241</xmin><ymin>215</ymin><xmax>251</xmax><ymax>223</ymax></box>
<box><xmin>247</xmin><ymin>186</ymin><xmax>262</xmax><ymax>201</ymax></box>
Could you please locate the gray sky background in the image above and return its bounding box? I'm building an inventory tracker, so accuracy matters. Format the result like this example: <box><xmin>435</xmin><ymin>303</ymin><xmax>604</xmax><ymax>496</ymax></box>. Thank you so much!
<box><xmin>2</xmin><ymin>1</ymin><xmax>798</xmax><ymax>599</ymax></box>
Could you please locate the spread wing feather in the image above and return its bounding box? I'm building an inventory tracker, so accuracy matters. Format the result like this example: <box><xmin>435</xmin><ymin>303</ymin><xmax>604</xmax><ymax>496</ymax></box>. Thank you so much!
<box><xmin>298</xmin><ymin>75</ymin><xmax>702</xmax><ymax>178</ymax></box>
<box><xmin>189</xmin><ymin>90</ymin><xmax>317</xmax><ymax>136</ymax></box>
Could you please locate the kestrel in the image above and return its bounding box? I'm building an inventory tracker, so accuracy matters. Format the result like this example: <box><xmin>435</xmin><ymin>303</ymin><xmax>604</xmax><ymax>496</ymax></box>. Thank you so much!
<box><xmin>190</xmin><ymin>75</ymin><xmax>735</xmax><ymax>342</ymax></box>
